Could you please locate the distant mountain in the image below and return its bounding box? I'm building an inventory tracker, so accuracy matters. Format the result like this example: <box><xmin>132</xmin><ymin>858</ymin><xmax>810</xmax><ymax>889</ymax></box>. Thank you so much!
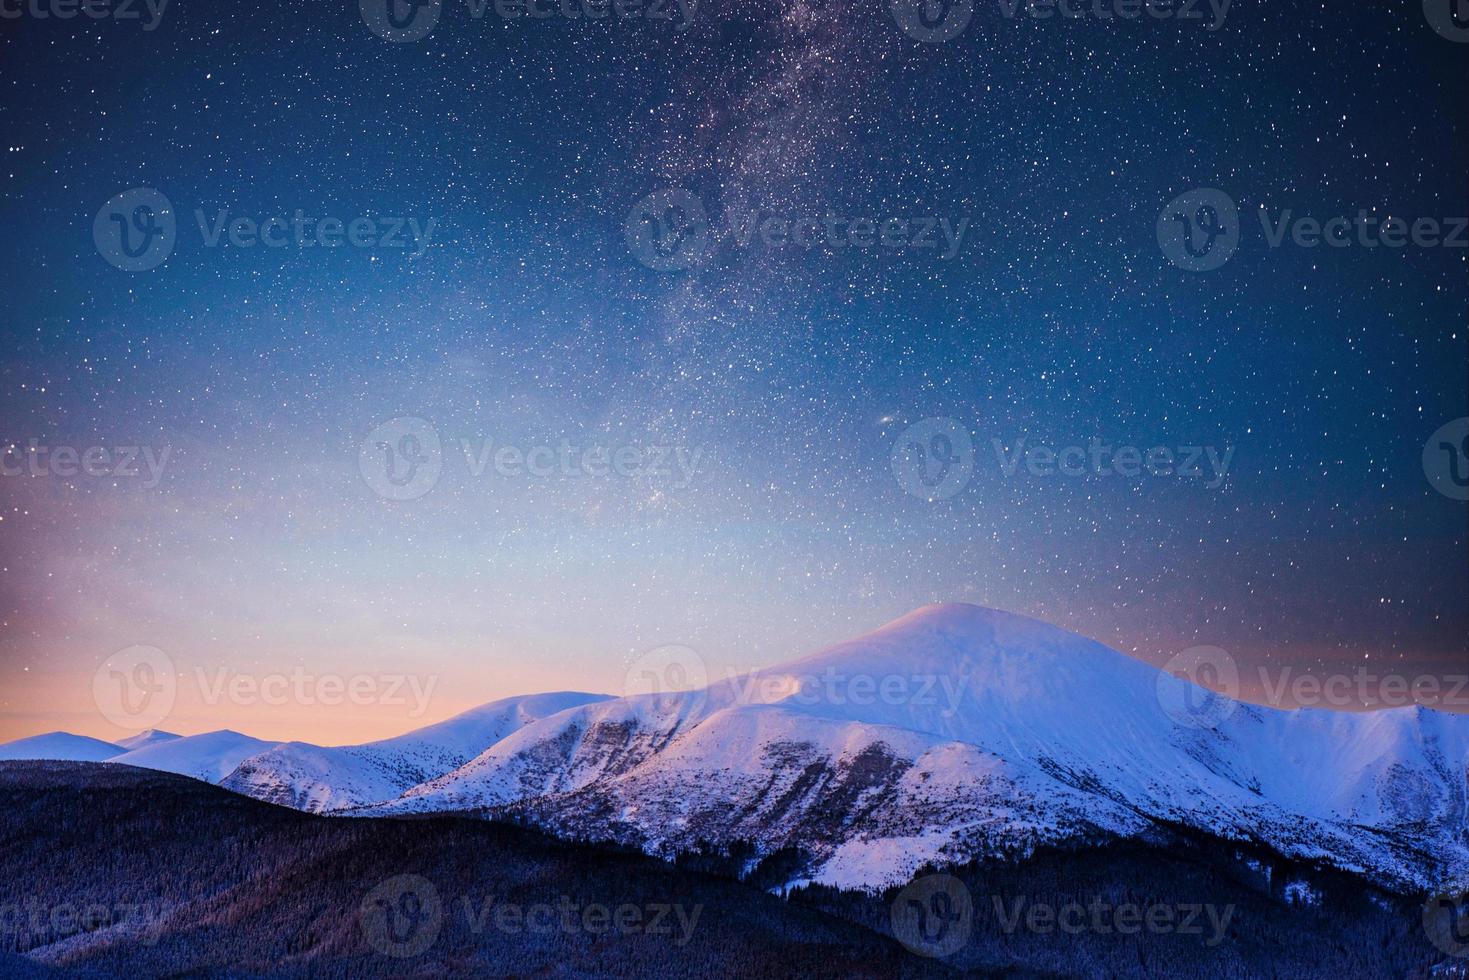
<box><xmin>0</xmin><ymin>732</ymin><xmax>123</xmax><ymax>762</ymax></box>
<box><xmin>110</xmin><ymin>730</ymin><xmax>278</xmax><ymax>782</ymax></box>
<box><xmin>219</xmin><ymin>692</ymin><xmax>610</xmax><ymax>812</ymax></box>
<box><xmin>365</xmin><ymin>604</ymin><xmax>1469</xmax><ymax>896</ymax></box>
<box><xmin>114</xmin><ymin>729</ymin><xmax>181</xmax><ymax>752</ymax></box>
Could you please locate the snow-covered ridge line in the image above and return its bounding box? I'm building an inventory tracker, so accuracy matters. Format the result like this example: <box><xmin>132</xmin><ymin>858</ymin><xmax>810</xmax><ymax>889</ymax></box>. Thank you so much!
<box><xmin>4</xmin><ymin>604</ymin><xmax>1464</xmax><ymax>895</ymax></box>
<box><xmin>363</xmin><ymin>604</ymin><xmax>1469</xmax><ymax>894</ymax></box>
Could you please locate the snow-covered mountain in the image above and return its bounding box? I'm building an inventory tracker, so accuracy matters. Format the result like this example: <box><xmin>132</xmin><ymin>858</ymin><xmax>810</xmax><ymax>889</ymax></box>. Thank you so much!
<box><xmin>114</xmin><ymin>729</ymin><xmax>181</xmax><ymax>752</ymax></box>
<box><xmin>0</xmin><ymin>732</ymin><xmax>123</xmax><ymax>762</ymax></box>
<box><xmin>219</xmin><ymin>692</ymin><xmax>610</xmax><ymax>812</ymax></box>
<box><xmin>110</xmin><ymin>730</ymin><xmax>278</xmax><ymax>783</ymax></box>
<box><xmin>7</xmin><ymin>605</ymin><xmax>1464</xmax><ymax>898</ymax></box>
<box><xmin>362</xmin><ymin>604</ymin><xmax>1469</xmax><ymax>895</ymax></box>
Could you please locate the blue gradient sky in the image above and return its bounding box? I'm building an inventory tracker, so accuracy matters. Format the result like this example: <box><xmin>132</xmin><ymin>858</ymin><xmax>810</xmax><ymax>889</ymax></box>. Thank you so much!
<box><xmin>0</xmin><ymin>1</ymin><xmax>1464</xmax><ymax>743</ymax></box>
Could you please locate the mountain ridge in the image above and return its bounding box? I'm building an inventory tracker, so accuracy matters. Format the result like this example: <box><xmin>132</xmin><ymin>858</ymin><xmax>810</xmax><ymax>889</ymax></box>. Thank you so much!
<box><xmin>3</xmin><ymin>604</ymin><xmax>1464</xmax><ymax>899</ymax></box>
<box><xmin>358</xmin><ymin>604</ymin><xmax>1469</xmax><ymax>895</ymax></box>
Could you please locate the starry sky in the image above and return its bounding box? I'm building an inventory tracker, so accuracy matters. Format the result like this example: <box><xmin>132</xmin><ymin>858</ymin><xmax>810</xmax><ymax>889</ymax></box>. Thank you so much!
<box><xmin>0</xmin><ymin>0</ymin><xmax>1465</xmax><ymax>744</ymax></box>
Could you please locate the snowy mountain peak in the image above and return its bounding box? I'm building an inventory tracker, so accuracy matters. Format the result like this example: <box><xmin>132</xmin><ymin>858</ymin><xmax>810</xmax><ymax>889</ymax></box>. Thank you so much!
<box><xmin>111</xmin><ymin>730</ymin><xmax>279</xmax><ymax>783</ymax></box>
<box><xmin>115</xmin><ymin>729</ymin><xmax>182</xmax><ymax>752</ymax></box>
<box><xmin>218</xmin><ymin>691</ymin><xmax>612</xmax><ymax>813</ymax></box>
<box><xmin>0</xmin><ymin>732</ymin><xmax>124</xmax><ymax>762</ymax></box>
<box><xmin>872</xmin><ymin>600</ymin><xmax>1042</xmax><ymax>634</ymax></box>
<box><xmin>368</xmin><ymin>606</ymin><xmax>1469</xmax><ymax>896</ymax></box>
<box><xmin>5</xmin><ymin>607</ymin><xmax>1464</xmax><ymax>899</ymax></box>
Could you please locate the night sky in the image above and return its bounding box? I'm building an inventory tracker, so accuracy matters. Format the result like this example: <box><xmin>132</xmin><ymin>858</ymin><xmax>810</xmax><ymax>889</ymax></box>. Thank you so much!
<box><xmin>0</xmin><ymin>0</ymin><xmax>1465</xmax><ymax>742</ymax></box>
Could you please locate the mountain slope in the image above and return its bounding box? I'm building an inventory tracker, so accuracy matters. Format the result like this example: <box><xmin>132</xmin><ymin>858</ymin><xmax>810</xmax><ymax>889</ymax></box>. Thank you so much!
<box><xmin>110</xmin><ymin>730</ymin><xmax>278</xmax><ymax>782</ymax></box>
<box><xmin>0</xmin><ymin>732</ymin><xmax>124</xmax><ymax>762</ymax></box>
<box><xmin>0</xmin><ymin>762</ymin><xmax>948</xmax><ymax>979</ymax></box>
<box><xmin>220</xmin><ymin>691</ymin><xmax>610</xmax><ymax>812</ymax></box>
<box><xmin>369</xmin><ymin>604</ymin><xmax>1469</xmax><ymax>895</ymax></box>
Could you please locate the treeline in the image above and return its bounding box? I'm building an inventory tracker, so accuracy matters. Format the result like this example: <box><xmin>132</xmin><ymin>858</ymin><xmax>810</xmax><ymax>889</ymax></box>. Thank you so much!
<box><xmin>4</xmin><ymin>762</ymin><xmax>1454</xmax><ymax>979</ymax></box>
<box><xmin>0</xmin><ymin>762</ymin><xmax>961</xmax><ymax>979</ymax></box>
<box><xmin>794</xmin><ymin>825</ymin><xmax>1449</xmax><ymax>979</ymax></box>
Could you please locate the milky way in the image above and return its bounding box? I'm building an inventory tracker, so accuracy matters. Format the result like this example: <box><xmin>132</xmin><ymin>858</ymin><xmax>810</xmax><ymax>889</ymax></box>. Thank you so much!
<box><xmin>0</xmin><ymin>0</ymin><xmax>1464</xmax><ymax>740</ymax></box>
